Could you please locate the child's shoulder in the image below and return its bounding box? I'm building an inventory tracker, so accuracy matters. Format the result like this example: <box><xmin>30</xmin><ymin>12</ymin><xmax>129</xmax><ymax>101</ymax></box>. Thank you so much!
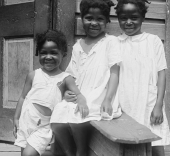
<box><xmin>145</xmin><ymin>33</ymin><xmax>163</xmax><ymax>46</ymax></box>
<box><xmin>26</xmin><ymin>70</ymin><xmax>35</xmax><ymax>82</ymax></box>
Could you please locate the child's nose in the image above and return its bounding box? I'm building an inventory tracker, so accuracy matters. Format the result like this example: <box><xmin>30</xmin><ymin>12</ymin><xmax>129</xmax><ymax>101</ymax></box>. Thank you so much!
<box><xmin>126</xmin><ymin>19</ymin><xmax>132</xmax><ymax>25</ymax></box>
<box><xmin>91</xmin><ymin>20</ymin><xmax>98</xmax><ymax>25</ymax></box>
<box><xmin>46</xmin><ymin>54</ymin><xmax>52</xmax><ymax>59</ymax></box>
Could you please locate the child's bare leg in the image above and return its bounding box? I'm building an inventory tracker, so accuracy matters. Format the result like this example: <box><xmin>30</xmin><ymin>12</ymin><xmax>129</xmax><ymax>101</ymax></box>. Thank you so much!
<box><xmin>51</xmin><ymin>123</ymin><xmax>76</xmax><ymax>156</ymax></box>
<box><xmin>22</xmin><ymin>143</ymin><xmax>39</xmax><ymax>156</ymax></box>
<box><xmin>152</xmin><ymin>146</ymin><xmax>165</xmax><ymax>156</ymax></box>
<box><xmin>69</xmin><ymin>122</ymin><xmax>92</xmax><ymax>156</ymax></box>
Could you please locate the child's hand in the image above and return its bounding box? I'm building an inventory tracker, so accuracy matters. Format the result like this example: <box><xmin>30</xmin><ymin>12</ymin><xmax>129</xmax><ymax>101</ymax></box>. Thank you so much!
<box><xmin>64</xmin><ymin>90</ymin><xmax>77</xmax><ymax>103</ymax></box>
<box><xmin>13</xmin><ymin>119</ymin><xmax>19</xmax><ymax>138</ymax></box>
<box><xmin>100</xmin><ymin>98</ymin><xmax>113</xmax><ymax>116</ymax></box>
<box><xmin>150</xmin><ymin>104</ymin><xmax>163</xmax><ymax>125</ymax></box>
<box><xmin>75</xmin><ymin>94</ymin><xmax>89</xmax><ymax>118</ymax></box>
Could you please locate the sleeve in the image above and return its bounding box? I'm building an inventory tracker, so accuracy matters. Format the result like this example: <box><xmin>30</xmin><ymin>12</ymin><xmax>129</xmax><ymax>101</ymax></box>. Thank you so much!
<box><xmin>65</xmin><ymin>45</ymin><xmax>78</xmax><ymax>79</ymax></box>
<box><xmin>154</xmin><ymin>36</ymin><xmax>167</xmax><ymax>71</ymax></box>
<box><xmin>106</xmin><ymin>36</ymin><xmax>122</xmax><ymax>68</ymax></box>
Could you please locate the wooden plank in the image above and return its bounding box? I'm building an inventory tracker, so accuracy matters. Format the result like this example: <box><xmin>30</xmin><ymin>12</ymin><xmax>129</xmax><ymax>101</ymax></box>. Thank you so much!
<box><xmin>122</xmin><ymin>143</ymin><xmax>151</xmax><ymax>156</ymax></box>
<box><xmin>76</xmin><ymin>18</ymin><xmax>165</xmax><ymax>40</ymax></box>
<box><xmin>89</xmin><ymin>129</ymin><xmax>123</xmax><ymax>156</ymax></box>
<box><xmin>165</xmin><ymin>145</ymin><xmax>170</xmax><ymax>156</ymax></box>
<box><xmin>0</xmin><ymin>109</ymin><xmax>15</xmax><ymax>141</ymax></box>
<box><xmin>4</xmin><ymin>0</ymin><xmax>34</xmax><ymax>5</ymax></box>
<box><xmin>90</xmin><ymin>113</ymin><xmax>160</xmax><ymax>144</ymax></box>
<box><xmin>76</xmin><ymin>0</ymin><xmax>166</xmax><ymax>19</ymax></box>
<box><xmin>52</xmin><ymin>0</ymin><xmax>76</xmax><ymax>70</ymax></box>
<box><xmin>0</xmin><ymin>37</ymin><xmax>3</xmax><ymax>109</ymax></box>
<box><xmin>34</xmin><ymin>0</ymin><xmax>52</xmax><ymax>35</ymax></box>
<box><xmin>0</xmin><ymin>2</ymin><xmax>34</xmax><ymax>37</ymax></box>
<box><xmin>165</xmin><ymin>0</ymin><xmax>170</xmax><ymax>127</ymax></box>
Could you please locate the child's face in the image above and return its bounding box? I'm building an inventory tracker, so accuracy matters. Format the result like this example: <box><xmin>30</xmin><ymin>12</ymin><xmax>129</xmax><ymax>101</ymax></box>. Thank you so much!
<box><xmin>82</xmin><ymin>8</ymin><xmax>107</xmax><ymax>38</ymax></box>
<box><xmin>118</xmin><ymin>3</ymin><xmax>144</xmax><ymax>36</ymax></box>
<box><xmin>39</xmin><ymin>41</ymin><xmax>63</xmax><ymax>72</ymax></box>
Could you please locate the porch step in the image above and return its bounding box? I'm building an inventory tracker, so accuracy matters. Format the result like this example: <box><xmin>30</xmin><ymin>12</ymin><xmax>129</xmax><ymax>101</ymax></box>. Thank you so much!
<box><xmin>0</xmin><ymin>143</ymin><xmax>53</xmax><ymax>156</ymax></box>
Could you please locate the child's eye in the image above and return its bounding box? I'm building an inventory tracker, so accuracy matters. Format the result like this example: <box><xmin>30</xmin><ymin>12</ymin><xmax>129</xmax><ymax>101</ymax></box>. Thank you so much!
<box><xmin>120</xmin><ymin>16</ymin><xmax>127</xmax><ymax>21</ymax></box>
<box><xmin>131</xmin><ymin>16</ymin><xmax>138</xmax><ymax>20</ymax></box>
<box><xmin>98</xmin><ymin>18</ymin><xmax>105</xmax><ymax>21</ymax></box>
<box><xmin>85</xmin><ymin>16</ymin><xmax>93</xmax><ymax>21</ymax></box>
<box><xmin>39</xmin><ymin>50</ymin><xmax>47</xmax><ymax>55</ymax></box>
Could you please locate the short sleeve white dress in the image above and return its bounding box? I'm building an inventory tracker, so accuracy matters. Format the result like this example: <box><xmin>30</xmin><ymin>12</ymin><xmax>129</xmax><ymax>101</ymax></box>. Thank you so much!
<box><xmin>50</xmin><ymin>34</ymin><xmax>122</xmax><ymax>123</ymax></box>
<box><xmin>118</xmin><ymin>32</ymin><xmax>170</xmax><ymax>146</ymax></box>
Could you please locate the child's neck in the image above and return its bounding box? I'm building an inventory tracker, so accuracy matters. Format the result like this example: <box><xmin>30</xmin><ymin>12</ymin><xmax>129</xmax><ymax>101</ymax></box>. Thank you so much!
<box><xmin>42</xmin><ymin>67</ymin><xmax>62</xmax><ymax>76</ymax></box>
<box><xmin>81</xmin><ymin>32</ymin><xmax>106</xmax><ymax>54</ymax></box>
<box><xmin>85</xmin><ymin>32</ymin><xmax>106</xmax><ymax>43</ymax></box>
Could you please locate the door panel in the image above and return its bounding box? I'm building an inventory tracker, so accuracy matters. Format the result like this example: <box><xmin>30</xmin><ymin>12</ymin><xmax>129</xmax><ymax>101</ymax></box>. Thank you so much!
<box><xmin>3</xmin><ymin>39</ymin><xmax>33</xmax><ymax>109</ymax></box>
<box><xmin>0</xmin><ymin>0</ymin><xmax>52</xmax><ymax>141</ymax></box>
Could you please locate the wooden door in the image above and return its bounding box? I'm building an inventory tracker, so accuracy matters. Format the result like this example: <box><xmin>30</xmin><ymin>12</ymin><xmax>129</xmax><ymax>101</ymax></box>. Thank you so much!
<box><xmin>0</xmin><ymin>0</ymin><xmax>52</xmax><ymax>142</ymax></box>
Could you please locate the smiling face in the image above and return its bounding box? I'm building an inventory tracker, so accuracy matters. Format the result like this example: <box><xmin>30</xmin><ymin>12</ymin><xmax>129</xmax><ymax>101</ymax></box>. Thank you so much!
<box><xmin>118</xmin><ymin>3</ymin><xmax>144</xmax><ymax>36</ymax></box>
<box><xmin>82</xmin><ymin>8</ymin><xmax>107</xmax><ymax>38</ymax></box>
<box><xmin>39</xmin><ymin>41</ymin><xmax>63</xmax><ymax>74</ymax></box>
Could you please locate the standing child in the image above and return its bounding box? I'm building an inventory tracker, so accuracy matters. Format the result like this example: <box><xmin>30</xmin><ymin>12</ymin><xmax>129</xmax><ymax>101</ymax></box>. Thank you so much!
<box><xmin>50</xmin><ymin>0</ymin><xmax>122</xmax><ymax>156</ymax></box>
<box><xmin>13</xmin><ymin>30</ymin><xmax>87</xmax><ymax>156</ymax></box>
<box><xmin>115</xmin><ymin>0</ymin><xmax>170</xmax><ymax>156</ymax></box>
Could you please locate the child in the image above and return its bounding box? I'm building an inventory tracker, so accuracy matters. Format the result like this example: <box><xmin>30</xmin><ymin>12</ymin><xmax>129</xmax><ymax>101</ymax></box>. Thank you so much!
<box><xmin>50</xmin><ymin>0</ymin><xmax>122</xmax><ymax>156</ymax></box>
<box><xmin>115</xmin><ymin>0</ymin><xmax>170</xmax><ymax>155</ymax></box>
<box><xmin>13</xmin><ymin>30</ymin><xmax>87</xmax><ymax>156</ymax></box>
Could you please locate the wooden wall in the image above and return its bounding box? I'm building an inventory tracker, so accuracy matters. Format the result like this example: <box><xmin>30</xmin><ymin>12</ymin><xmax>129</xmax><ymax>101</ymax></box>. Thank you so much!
<box><xmin>75</xmin><ymin>0</ymin><xmax>170</xmax><ymax>126</ymax></box>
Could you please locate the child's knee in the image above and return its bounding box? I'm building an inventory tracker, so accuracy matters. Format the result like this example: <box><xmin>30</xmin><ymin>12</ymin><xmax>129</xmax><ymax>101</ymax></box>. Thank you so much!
<box><xmin>22</xmin><ymin>150</ymin><xmax>39</xmax><ymax>156</ymax></box>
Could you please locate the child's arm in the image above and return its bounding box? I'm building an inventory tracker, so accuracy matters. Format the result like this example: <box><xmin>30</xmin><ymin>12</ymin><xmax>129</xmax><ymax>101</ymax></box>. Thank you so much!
<box><xmin>150</xmin><ymin>69</ymin><xmax>166</xmax><ymax>125</ymax></box>
<box><xmin>64</xmin><ymin>90</ymin><xmax>77</xmax><ymax>103</ymax></box>
<box><xmin>65</xmin><ymin>76</ymin><xmax>89</xmax><ymax>118</ymax></box>
<box><xmin>13</xmin><ymin>71</ymin><xmax>34</xmax><ymax>138</ymax></box>
<box><xmin>100</xmin><ymin>64</ymin><xmax>119</xmax><ymax>115</ymax></box>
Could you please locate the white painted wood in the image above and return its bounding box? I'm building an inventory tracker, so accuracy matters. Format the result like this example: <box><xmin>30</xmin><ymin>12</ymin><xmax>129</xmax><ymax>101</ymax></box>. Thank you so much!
<box><xmin>3</xmin><ymin>38</ymin><xmax>33</xmax><ymax>108</ymax></box>
<box><xmin>4</xmin><ymin>0</ymin><xmax>34</xmax><ymax>5</ymax></box>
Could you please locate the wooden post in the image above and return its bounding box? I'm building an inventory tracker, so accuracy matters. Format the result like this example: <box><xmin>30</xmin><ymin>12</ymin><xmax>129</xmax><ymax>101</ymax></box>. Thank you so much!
<box><xmin>165</xmin><ymin>0</ymin><xmax>170</xmax><ymax>126</ymax></box>
<box><xmin>52</xmin><ymin>0</ymin><xmax>76</xmax><ymax>70</ymax></box>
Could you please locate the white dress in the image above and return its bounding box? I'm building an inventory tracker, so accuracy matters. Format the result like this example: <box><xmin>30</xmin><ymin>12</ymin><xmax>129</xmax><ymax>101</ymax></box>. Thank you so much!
<box><xmin>50</xmin><ymin>34</ymin><xmax>122</xmax><ymax>123</ymax></box>
<box><xmin>118</xmin><ymin>32</ymin><xmax>170</xmax><ymax>146</ymax></box>
<box><xmin>15</xmin><ymin>69</ymin><xmax>70</xmax><ymax>154</ymax></box>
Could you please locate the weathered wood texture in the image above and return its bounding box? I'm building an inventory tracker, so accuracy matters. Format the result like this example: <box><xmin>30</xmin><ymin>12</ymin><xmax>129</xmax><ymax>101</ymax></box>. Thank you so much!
<box><xmin>165</xmin><ymin>0</ymin><xmax>170</xmax><ymax>127</ymax></box>
<box><xmin>0</xmin><ymin>0</ymin><xmax>51</xmax><ymax>141</ymax></box>
<box><xmin>3</xmin><ymin>39</ymin><xmax>33</xmax><ymax>109</ymax></box>
<box><xmin>4</xmin><ymin>0</ymin><xmax>34</xmax><ymax>5</ymax></box>
<box><xmin>90</xmin><ymin>113</ymin><xmax>160</xmax><ymax>144</ymax></box>
<box><xmin>0</xmin><ymin>2</ymin><xmax>34</xmax><ymax>37</ymax></box>
<box><xmin>89</xmin><ymin>113</ymin><xmax>159</xmax><ymax>156</ymax></box>
<box><xmin>76</xmin><ymin>0</ymin><xmax>167</xmax><ymax>19</ymax></box>
<box><xmin>52</xmin><ymin>0</ymin><xmax>76</xmax><ymax>70</ymax></box>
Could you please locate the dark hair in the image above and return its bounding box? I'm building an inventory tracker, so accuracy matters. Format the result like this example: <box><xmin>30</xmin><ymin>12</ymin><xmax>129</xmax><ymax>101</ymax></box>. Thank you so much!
<box><xmin>35</xmin><ymin>29</ymin><xmax>67</xmax><ymax>57</ymax></box>
<box><xmin>115</xmin><ymin>0</ymin><xmax>151</xmax><ymax>18</ymax></box>
<box><xmin>80</xmin><ymin>0</ymin><xmax>115</xmax><ymax>23</ymax></box>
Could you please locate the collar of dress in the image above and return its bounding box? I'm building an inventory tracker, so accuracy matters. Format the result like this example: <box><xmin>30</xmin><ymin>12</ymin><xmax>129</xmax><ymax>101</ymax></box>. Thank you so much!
<box><xmin>118</xmin><ymin>32</ymin><xmax>149</xmax><ymax>42</ymax></box>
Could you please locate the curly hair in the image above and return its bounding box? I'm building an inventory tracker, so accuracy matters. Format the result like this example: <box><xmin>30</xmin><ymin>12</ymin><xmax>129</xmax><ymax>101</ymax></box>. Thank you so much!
<box><xmin>115</xmin><ymin>0</ymin><xmax>151</xmax><ymax>18</ymax></box>
<box><xmin>35</xmin><ymin>29</ymin><xmax>67</xmax><ymax>57</ymax></box>
<box><xmin>80</xmin><ymin>0</ymin><xmax>115</xmax><ymax>23</ymax></box>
